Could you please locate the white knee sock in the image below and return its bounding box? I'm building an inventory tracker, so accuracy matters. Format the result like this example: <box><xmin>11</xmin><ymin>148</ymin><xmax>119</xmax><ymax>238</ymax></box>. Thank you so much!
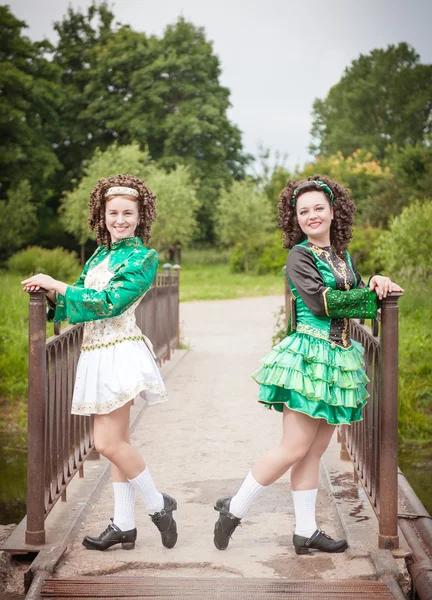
<box><xmin>229</xmin><ymin>471</ymin><xmax>265</xmax><ymax>518</ymax></box>
<box><xmin>128</xmin><ymin>467</ymin><xmax>164</xmax><ymax>514</ymax></box>
<box><xmin>292</xmin><ymin>488</ymin><xmax>318</xmax><ymax>537</ymax></box>
<box><xmin>112</xmin><ymin>481</ymin><xmax>136</xmax><ymax>531</ymax></box>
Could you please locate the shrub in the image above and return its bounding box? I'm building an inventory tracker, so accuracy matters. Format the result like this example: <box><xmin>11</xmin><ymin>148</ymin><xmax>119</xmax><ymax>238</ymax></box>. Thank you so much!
<box><xmin>373</xmin><ymin>200</ymin><xmax>432</xmax><ymax>281</ymax></box>
<box><xmin>7</xmin><ymin>247</ymin><xmax>81</xmax><ymax>282</ymax></box>
<box><xmin>215</xmin><ymin>181</ymin><xmax>274</xmax><ymax>272</ymax></box>
<box><xmin>349</xmin><ymin>226</ymin><xmax>385</xmax><ymax>276</ymax></box>
<box><xmin>256</xmin><ymin>231</ymin><xmax>287</xmax><ymax>275</ymax></box>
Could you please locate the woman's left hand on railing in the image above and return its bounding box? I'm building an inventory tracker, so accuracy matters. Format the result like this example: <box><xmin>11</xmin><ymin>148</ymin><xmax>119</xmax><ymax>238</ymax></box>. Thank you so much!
<box><xmin>21</xmin><ymin>273</ymin><xmax>68</xmax><ymax>297</ymax></box>
<box><xmin>369</xmin><ymin>275</ymin><xmax>404</xmax><ymax>300</ymax></box>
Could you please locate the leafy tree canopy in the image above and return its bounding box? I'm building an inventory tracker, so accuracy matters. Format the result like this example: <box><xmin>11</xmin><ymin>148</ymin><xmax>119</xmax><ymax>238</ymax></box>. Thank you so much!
<box><xmin>52</xmin><ymin>6</ymin><xmax>250</xmax><ymax>241</ymax></box>
<box><xmin>60</xmin><ymin>142</ymin><xmax>200</xmax><ymax>254</ymax></box>
<box><xmin>0</xmin><ymin>6</ymin><xmax>62</xmax><ymax>203</ymax></box>
<box><xmin>310</xmin><ymin>43</ymin><xmax>432</xmax><ymax>158</ymax></box>
<box><xmin>215</xmin><ymin>180</ymin><xmax>273</xmax><ymax>271</ymax></box>
<box><xmin>0</xmin><ymin>180</ymin><xmax>38</xmax><ymax>262</ymax></box>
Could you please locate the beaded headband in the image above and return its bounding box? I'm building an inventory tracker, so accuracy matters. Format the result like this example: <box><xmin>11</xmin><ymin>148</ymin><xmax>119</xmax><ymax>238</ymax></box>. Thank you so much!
<box><xmin>106</xmin><ymin>186</ymin><xmax>139</xmax><ymax>198</ymax></box>
<box><xmin>291</xmin><ymin>180</ymin><xmax>335</xmax><ymax>206</ymax></box>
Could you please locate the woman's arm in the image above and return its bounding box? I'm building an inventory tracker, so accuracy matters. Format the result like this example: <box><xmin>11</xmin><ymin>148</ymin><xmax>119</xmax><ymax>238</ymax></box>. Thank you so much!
<box><xmin>55</xmin><ymin>249</ymin><xmax>158</xmax><ymax>324</ymax></box>
<box><xmin>287</xmin><ymin>247</ymin><xmax>379</xmax><ymax>319</ymax></box>
<box><xmin>22</xmin><ymin>249</ymin><xmax>102</xmax><ymax>321</ymax></box>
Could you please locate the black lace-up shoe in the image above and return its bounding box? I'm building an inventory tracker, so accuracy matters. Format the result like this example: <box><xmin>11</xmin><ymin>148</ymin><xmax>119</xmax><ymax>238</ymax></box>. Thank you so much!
<box><xmin>150</xmin><ymin>493</ymin><xmax>178</xmax><ymax>549</ymax></box>
<box><xmin>293</xmin><ymin>529</ymin><xmax>348</xmax><ymax>555</ymax></box>
<box><xmin>213</xmin><ymin>497</ymin><xmax>242</xmax><ymax>550</ymax></box>
<box><xmin>82</xmin><ymin>519</ymin><xmax>137</xmax><ymax>551</ymax></box>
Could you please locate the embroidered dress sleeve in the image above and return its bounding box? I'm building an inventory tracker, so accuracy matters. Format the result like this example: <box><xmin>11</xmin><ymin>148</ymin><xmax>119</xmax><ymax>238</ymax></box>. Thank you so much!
<box><xmin>48</xmin><ymin>258</ymin><xmax>92</xmax><ymax>322</ymax></box>
<box><xmin>54</xmin><ymin>249</ymin><xmax>158</xmax><ymax>324</ymax></box>
<box><xmin>287</xmin><ymin>246</ymin><xmax>378</xmax><ymax>319</ymax></box>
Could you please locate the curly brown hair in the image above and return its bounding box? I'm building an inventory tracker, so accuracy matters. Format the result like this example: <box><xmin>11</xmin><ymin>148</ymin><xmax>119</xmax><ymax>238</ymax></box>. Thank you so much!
<box><xmin>88</xmin><ymin>174</ymin><xmax>157</xmax><ymax>248</ymax></box>
<box><xmin>278</xmin><ymin>174</ymin><xmax>355</xmax><ymax>256</ymax></box>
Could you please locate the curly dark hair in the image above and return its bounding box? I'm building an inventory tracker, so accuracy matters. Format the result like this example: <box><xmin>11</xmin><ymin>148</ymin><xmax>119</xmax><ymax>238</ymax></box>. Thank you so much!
<box><xmin>88</xmin><ymin>174</ymin><xmax>157</xmax><ymax>248</ymax></box>
<box><xmin>278</xmin><ymin>174</ymin><xmax>355</xmax><ymax>257</ymax></box>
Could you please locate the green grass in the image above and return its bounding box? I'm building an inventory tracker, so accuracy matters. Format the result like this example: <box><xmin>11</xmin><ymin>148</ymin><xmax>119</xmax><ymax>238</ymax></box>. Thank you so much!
<box><xmin>0</xmin><ymin>273</ymin><xmax>55</xmax><ymax>430</ymax></box>
<box><xmin>178</xmin><ymin>248</ymin><xmax>284</xmax><ymax>301</ymax></box>
<box><xmin>179</xmin><ymin>264</ymin><xmax>283</xmax><ymax>301</ymax></box>
<box><xmin>397</xmin><ymin>282</ymin><xmax>432</xmax><ymax>440</ymax></box>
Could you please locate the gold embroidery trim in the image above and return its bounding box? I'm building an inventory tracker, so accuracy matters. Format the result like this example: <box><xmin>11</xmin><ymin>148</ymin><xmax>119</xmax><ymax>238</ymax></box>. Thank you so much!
<box><xmin>341</xmin><ymin>318</ymin><xmax>349</xmax><ymax>348</ymax></box>
<box><xmin>322</xmin><ymin>287</ymin><xmax>331</xmax><ymax>316</ymax></box>
<box><xmin>296</xmin><ymin>322</ymin><xmax>353</xmax><ymax>351</ymax></box>
<box><xmin>81</xmin><ymin>335</ymin><xmax>145</xmax><ymax>352</ymax></box>
<box><xmin>309</xmin><ymin>245</ymin><xmax>351</xmax><ymax>291</ymax></box>
<box><xmin>296</xmin><ymin>322</ymin><xmax>330</xmax><ymax>341</ymax></box>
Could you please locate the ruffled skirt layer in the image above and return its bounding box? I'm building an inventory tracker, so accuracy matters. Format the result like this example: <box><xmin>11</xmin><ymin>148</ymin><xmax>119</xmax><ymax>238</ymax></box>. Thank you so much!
<box><xmin>72</xmin><ymin>339</ymin><xmax>167</xmax><ymax>415</ymax></box>
<box><xmin>252</xmin><ymin>332</ymin><xmax>368</xmax><ymax>425</ymax></box>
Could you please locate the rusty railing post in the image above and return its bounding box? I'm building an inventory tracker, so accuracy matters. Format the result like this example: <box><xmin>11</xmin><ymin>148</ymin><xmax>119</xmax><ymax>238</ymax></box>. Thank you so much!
<box><xmin>26</xmin><ymin>291</ymin><xmax>47</xmax><ymax>545</ymax></box>
<box><xmin>173</xmin><ymin>265</ymin><xmax>181</xmax><ymax>349</ymax></box>
<box><xmin>378</xmin><ymin>293</ymin><xmax>402</xmax><ymax>549</ymax></box>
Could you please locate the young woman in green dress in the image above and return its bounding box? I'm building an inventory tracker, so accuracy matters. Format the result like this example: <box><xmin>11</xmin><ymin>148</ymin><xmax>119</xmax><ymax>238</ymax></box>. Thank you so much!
<box><xmin>22</xmin><ymin>174</ymin><xmax>178</xmax><ymax>552</ymax></box>
<box><xmin>213</xmin><ymin>175</ymin><xmax>403</xmax><ymax>555</ymax></box>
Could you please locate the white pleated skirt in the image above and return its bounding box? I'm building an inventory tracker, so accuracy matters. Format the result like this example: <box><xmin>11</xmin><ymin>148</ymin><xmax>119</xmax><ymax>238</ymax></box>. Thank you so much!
<box><xmin>71</xmin><ymin>339</ymin><xmax>167</xmax><ymax>415</ymax></box>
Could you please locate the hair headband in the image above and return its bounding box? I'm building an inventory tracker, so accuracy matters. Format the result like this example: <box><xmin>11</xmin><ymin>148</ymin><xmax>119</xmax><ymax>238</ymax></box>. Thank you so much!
<box><xmin>291</xmin><ymin>180</ymin><xmax>334</xmax><ymax>206</ymax></box>
<box><xmin>106</xmin><ymin>186</ymin><xmax>139</xmax><ymax>198</ymax></box>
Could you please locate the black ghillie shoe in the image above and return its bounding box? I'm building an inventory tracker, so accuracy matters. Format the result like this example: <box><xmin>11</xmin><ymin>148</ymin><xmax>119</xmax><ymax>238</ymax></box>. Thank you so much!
<box><xmin>82</xmin><ymin>519</ymin><xmax>137</xmax><ymax>551</ymax></box>
<box><xmin>150</xmin><ymin>493</ymin><xmax>178</xmax><ymax>549</ymax></box>
<box><xmin>213</xmin><ymin>497</ymin><xmax>242</xmax><ymax>551</ymax></box>
<box><xmin>293</xmin><ymin>529</ymin><xmax>348</xmax><ymax>555</ymax></box>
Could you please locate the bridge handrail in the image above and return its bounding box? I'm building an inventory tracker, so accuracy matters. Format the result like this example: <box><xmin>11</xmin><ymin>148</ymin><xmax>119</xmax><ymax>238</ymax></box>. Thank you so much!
<box><xmin>284</xmin><ymin>277</ymin><xmax>402</xmax><ymax>549</ymax></box>
<box><xmin>25</xmin><ymin>270</ymin><xmax>179</xmax><ymax>545</ymax></box>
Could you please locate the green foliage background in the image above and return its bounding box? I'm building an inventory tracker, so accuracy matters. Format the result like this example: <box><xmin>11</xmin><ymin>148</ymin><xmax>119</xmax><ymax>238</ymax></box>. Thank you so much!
<box><xmin>0</xmin><ymin>2</ymin><xmax>431</xmax><ymax>515</ymax></box>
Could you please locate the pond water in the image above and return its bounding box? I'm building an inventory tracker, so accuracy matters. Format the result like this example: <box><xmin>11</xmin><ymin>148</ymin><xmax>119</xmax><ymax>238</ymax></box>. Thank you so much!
<box><xmin>0</xmin><ymin>431</ymin><xmax>431</xmax><ymax>525</ymax></box>
<box><xmin>399</xmin><ymin>439</ymin><xmax>432</xmax><ymax>515</ymax></box>
<box><xmin>0</xmin><ymin>431</ymin><xmax>27</xmax><ymax>526</ymax></box>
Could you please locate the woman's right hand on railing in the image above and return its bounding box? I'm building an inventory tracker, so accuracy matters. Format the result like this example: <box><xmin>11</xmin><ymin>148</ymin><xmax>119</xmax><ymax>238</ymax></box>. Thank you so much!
<box><xmin>369</xmin><ymin>276</ymin><xmax>404</xmax><ymax>300</ymax></box>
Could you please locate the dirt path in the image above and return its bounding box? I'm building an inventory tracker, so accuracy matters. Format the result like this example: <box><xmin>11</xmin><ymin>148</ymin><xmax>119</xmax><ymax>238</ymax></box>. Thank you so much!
<box><xmin>55</xmin><ymin>296</ymin><xmax>379</xmax><ymax>580</ymax></box>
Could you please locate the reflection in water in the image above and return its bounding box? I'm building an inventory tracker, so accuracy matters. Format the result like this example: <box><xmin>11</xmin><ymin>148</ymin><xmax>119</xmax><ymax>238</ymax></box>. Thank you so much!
<box><xmin>0</xmin><ymin>431</ymin><xmax>27</xmax><ymax>525</ymax></box>
<box><xmin>399</xmin><ymin>440</ymin><xmax>432</xmax><ymax>515</ymax></box>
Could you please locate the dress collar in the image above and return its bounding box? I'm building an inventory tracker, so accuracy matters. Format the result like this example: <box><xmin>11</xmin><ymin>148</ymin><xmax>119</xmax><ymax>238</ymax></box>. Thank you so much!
<box><xmin>110</xmin><ymin>237</ymin><xmax>143</xmax><ymax>251</ymax></box>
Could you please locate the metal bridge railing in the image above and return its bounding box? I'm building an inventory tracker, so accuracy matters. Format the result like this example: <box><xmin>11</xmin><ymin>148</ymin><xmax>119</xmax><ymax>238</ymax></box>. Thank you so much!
<box><xmin>25</xmin><ymin>270</ymin><xmax>179</xmax><ymax>545</ymax></box>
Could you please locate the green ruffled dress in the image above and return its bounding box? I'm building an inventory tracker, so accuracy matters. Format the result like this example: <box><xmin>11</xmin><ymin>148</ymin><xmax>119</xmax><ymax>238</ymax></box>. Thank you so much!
<box><xmin>252</xmin><ymin>241</ymin><xmax>378</xmax><ymax>425</ymax></box>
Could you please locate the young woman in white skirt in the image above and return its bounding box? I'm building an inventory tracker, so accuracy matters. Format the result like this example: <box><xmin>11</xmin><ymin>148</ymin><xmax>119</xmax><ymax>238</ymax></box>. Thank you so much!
<box><xmin>22</xmin><ymin>174</ymin><xmax>178</xmax><ymax>551</ymax></box>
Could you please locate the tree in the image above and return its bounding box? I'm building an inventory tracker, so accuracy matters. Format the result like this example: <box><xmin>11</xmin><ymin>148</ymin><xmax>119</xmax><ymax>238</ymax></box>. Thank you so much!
<box><xmin>81</xmin><ymin>17</ymin><xmax>251</xmax><ymax>241</ymax></box>
<box><xmin>51</xmin><ymin>2</ymin><xmax>116</xmax><ymax>199</ymax></box>
<box><xmin>0</xmin><ymin>180</ymin><xmax>38</xmax><ymax>262</ymax></box>
<box><xmin>298</xmin><ymin>149</ymin><xmax>402</xmax><ymax>227</ymax></box>
<box><xmin>60</xmin><ymin>142</ymin><xmax>199</xmax><ymax>259</ymax></box>
<box><xmin>146</xmin><ymin>164</ymin><xmax>200</xmax><ymax>253</ymax></box>
<box><xmin>60</xmin><ymin>143</ymin><xmax>151</xmax><ymax>256</ymax></box>
<box><xmin>215</xmin><ymin>181</ymin><xmax>273</xmax><ymax>272</ymax></box>
<box><xmin>0</xmin><ymin>6</ymin><xmax>62</xmax><ymax>205</ymax></box>
<box><xmin>310</xmin><ymin>43</ymin><xmax>432</xmax><ymax>158</ymax></box>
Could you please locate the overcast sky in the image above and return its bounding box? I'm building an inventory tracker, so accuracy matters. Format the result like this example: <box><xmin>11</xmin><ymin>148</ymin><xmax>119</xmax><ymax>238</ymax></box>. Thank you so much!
<box><xmin>8</xmin><ymin>0</ymin><xmax>432</xmax><ymax>168</ymax></box>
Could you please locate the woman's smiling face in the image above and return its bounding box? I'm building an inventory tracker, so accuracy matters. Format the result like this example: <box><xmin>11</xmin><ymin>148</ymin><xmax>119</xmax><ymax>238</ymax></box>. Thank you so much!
<box><xmin>296</xmin><ymin>191</ymin><xmax>333</xmax><ymax>243</ymax></box>
<box><xmin>105</xmin><ymin>196</ymin><xmax>139</xmax><ymax>243</ymax></box>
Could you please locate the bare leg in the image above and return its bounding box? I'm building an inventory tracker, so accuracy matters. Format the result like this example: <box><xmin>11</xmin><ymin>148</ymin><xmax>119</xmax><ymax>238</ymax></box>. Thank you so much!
<box><xmin>111</xmin><ymin>402</ymin><xmax>132</xmax><ymax>483</ymax></box>
<box><xmin>290</xmin><ymin>419</ymin><xmax>336</xmax><ymax>490</ymax></box>
<box><xmin>290</xmin><ymin>420</ymin><xmax>337</xmax><ymax>541</ymax></box>
<box><xmin>251</xmin><ymin>407</ymin><xmax>321</xmax><ymax>486</ymax></box>
<box><xmin>93</xmin><ymin>402</ymin><xmax>146</xmax><ymax>479</ymax></box>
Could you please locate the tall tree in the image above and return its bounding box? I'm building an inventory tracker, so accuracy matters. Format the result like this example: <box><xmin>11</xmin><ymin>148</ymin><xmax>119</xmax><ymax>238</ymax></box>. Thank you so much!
<box><xmin>60</xmin><ymin>142</ymin><xmax>200</xmax><ymax>259</ymax></box>
<box><xmin>51</xmin><ymin>2</ymin><xmax>116</xmax><ymax>198</ymax></box>
<box><xmin>0</xmin><ymin>6</ymin><xmax>62</xmax><ymax>204</ymax></box>
<box><xmin>82</xmin><ymin>17</ymin><xmax>250</xmax><ymax>241</ymax></box>
<box><xmin>215</xmin><ymin>181</ymin><xmax>273</xmax><ymax>272</ymax></box>
<box><xmin>310</xmin><ymin>43</ymin><xmax>432</xmax><ymax>158</ymax></box>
